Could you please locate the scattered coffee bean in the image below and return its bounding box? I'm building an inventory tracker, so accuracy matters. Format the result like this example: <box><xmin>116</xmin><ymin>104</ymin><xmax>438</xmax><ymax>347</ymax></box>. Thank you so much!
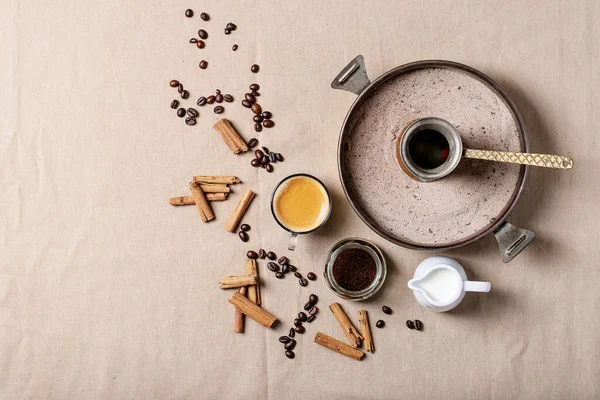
<box><xmin>309</xmin><ymin>294</ymin><xmax>318</xmax><ymax>304</ymax></box>
<box><xmin>215</xmin><ymin>89</ymin><xmax>221</xmax><ymax>95</ymax></box>
<box><xmin>289</xmin><ymin>327</ymin><xmax>295</xmax><ymax>338</ymax></box>
<box><xmin>269</xmin><ymin>153</ymin><xmax>277</xmax><ymax>163</ymax></box>
<box><xmin>382</xmin><ymin>306</ymin><xmax>392</xmax><ymax>315</ymax></box>
<box><xmin>244</xmin><ymin>93</ymin><xmax>256</xmax><ymax>103</ymax></box>
<box><xmin>285</xmin><ymin>350</ymin><xmax>295</xmax><ymax>359</ymax></box>
<box><xmin>246</xmin><ymin>250</ymin><xmax>258</xmax><ymax>259</ymax></box>
<box><xmin>185</xmin><ymin>9</ymin><xmax>193</xmax><ymax>17</ymax></box>
<box><xmin>200</xmin><ymin>12</ymin><xmax>209</xmax><ymax>21</ymax></box>
<box><xmin>254</xmin><ymin>149</ymin><xmax>264</xmax><ymax>159</ymax></box>
<box><xmin>232</xmin><ymin>44</ymin><xmax>238</xmax><ymax>51</ymax></box>
<box><xmin>185</xmin><ymin>117</ymin><xmax>196</xmax><ymax>125</ymax></box>
<box><xmin>241</xmin><ymin>100</ymin><xmax>252</xmax><ymax>108</ymax></box>
<box><xmin>288</xmin><ymin>265</ymin><xmax>297</xmax><ymax>272</ymax></box>
<box><xmin>177</xmin><ymin>108</ymin><xmax>186</xmax><ymax>117</ymax></box>
<box><xmin>238</xmin><ymin>231</ymin><xmax>249</xmax><ymax>242</ymax></box>
<box><xmin>281</xmin><ymin>264</ymin><xmax>290</xmax><ymax>274</ymax></box>
<box><xmin>376</xmin><ymin>320</ymin><xmax>385</xmax><ymax>328</ymax></box>
<box><xmin>265</xmin><ymin>164</ymin><xmax>273</xmax><ymax>173</ymax></box>
<box><xmin>251</xmin><ymin>64</ymin><xmax>260</xmax><ymax>73</ymax></box>
<box><xmin>261</xmin><ymin>155</ymin><xmax>270</xmax><ymax>166</ymax></box>
<box><xmin>294</xmin><ymin>318</ymin><xmax>302</xmax><ymax>327</ymax></box>
<box><xmin>307</xmin><ymin>272</ymin><xmax>316</xmax><ymax>281</ymax></box>
<box><xmin>278</xmin><ymin>256</ymin><xmax>288</xmax><ymax>265</ymax></box>
<box><xmin>189</xmin><ymin>38</ymin><xmax>198</xmax><ymax>43</ymax></box>
<box><xmin>298</xmin><ymin>312</ymin><xmax>307</xmax><ymax>322</ymax></box>
<box><xmin>181</xmin><ymin>90</ymin><xmax>189</xmax><ymax>99</ymax></box>
<box><xmin>307</xmin><ymin>315</ymin><xmax>316</xmax><ymax>323</ymax></box>
<box><xmin>223</xmin><ymin>94</ymin><xmax>234</xmax><ymax>102</ymax></box>
<box><xmin>294</xmin><ymin>325</ymin><xmax>305</xmax><ymax>334</ymax></box>
<box><xmin>251</xmin><ymin>90</ymin><xmax>260</xmax><ymax>97</ymax></box>
<box><xmin>251</xmin><ymin>103</ymin><xmax>262</xmax><ymax>114</ymax></box>
<box><xmin>170</xmin><ymin>79</ymin><xmax>179</xmax><ymax>87</ymax></box>
<box><xmin>294</xmin><ymin>272</ymin><xmax>302</xmax><ymax>278</ymax></box>
<box><xmin>267</xmin><ymin>251</ymin><xmax>276</xmax><ymax>260</ymax></box>
<box><xmin>275</xmin><ymin>272</ymin><xmax>284</xmax><ymax>279</ymax></box>
<box><xmin>213</xmin><ymin>106</ymin><xmax>224</xmax><ymax>114</ymax></box>
<box><xmin>177</xmin><ymin>83</ymin><xmax>184</xmax><ymax>93</ymax></box>
<box><xmin>187</xmin><ymin>108</ymin><xmax>198</xmax><ymax>117</ymax></box>
<box><xmin>303</xmin><ymin>302</ymin><xmax>312</xmax><ymax>311</ymax></box>
<box><xmin>258</xmin><ymin>249</ymin><xmax>267</xmax><ymax>259</ymax></box>
<box><xmin>308</xmin><ymin>306</ymin><xmax>318</xmax><ymax>316</ymax></box>
<box><xmin>248</xmin><ymin>138</ymin><xmax>258</xmax><ymax>148</ymax></box>
<box><xmin>284</xmin><ymin>340</ymin><xmax>296</xmax><ymax>351</ymax></box>
<box><xmin>299</xmin><ymin>277</ymin><xmax>308</xmax><ymax>287</ymax></box>
<box><xmin>261</xmin><ymin>146</ymin><xmax>270</xmax><ymax>154</ymax></box>
<box><xmin>206</xmin><ymin>95</ymin><xmax>215</xmax><ymax>104</ymax></box>
<box><xmin>406</xmin><ymin>320</ymin><xmax>415</xmax><ymax>329</ymax></box>
<box><xmin>215</xmin><ymin>94</ymin><xmax>223</xmax><ymax>103</ymax></box>
<box><xmin>224</xmin><ymin>28</ymin><xmax>231</xmax><ymax>35</ymax></box>
<box><xmin>267</xmin><ymin>262</ymin><xmax>279</xmax><ymax>272</ymax></box>
<box><xmin>275</xmin><ymin>153</ymin><xmax>284</xmax><ymax>162</ymax></box>
<box><xmin>240</xmin><ymin>224</ymin><xmax>251</xmax><ymax>232</ymax></box>
<box><xmin>261</xmin><ymin>111</ymin><xmax>272</xmax><ymax>119</ymax></box>
<box><xmin>198</xmin><ymin>29</ymin><xmax>208</xmax><ymax>39</ymax></box>
<box><xmin>254</xmin><ymin>123</ymin><xmax>263</xmax><ymax>132</ymax></box>
<box><xmin>253</xmin><ymin>115</ymin><xmax>263</xmax><ymax>123</ymax></box>
<box><xmin>226</xmin><ymin>22</ymin><xmax>237</xmax><ymax>31</ymax></box>
<box><xmin>249</xmin><ymin>83</ymin><xmax>260</xmax><ymax>91</ymax></box>
<box><xmin>196</xmin><ymin>40</ymin><xmax>205</xmax><ymax>49</ymax></box>
<box><xmin>199</xmin><ymin>60</ymin><xmax>208</xmax><ymax>69</ymax></box>
<box><xmin>279</xmin><ymin>336</ymin><xmax>290</xmax><ymax>344</ymax></box>
<box><xmin>170</xmin><ymin>99</ymin><xmax>179</xmax><ymax>109</ymax></box>
<box><xmin>197</xmin><ymin>97</ymin><xmax>207</xmax><ymax>106</ymax></box>
<box><xmin>414</xmin><ymin>319</ymin><xmax>423</xmax><ymax>331</ymax></box>
<box><xmin>250</xmin><ymin>158</ymin><xmax>260</xmax><ymax>167</ymax></box>
<box><xmin>263</xmin><ymin>119</ymin><xmax>275</xmax><ymax>128</ymax></box>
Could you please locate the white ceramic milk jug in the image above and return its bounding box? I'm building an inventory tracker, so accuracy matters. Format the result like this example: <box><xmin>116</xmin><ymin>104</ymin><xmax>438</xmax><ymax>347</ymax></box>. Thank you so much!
<box><xmin>407</xmin><ymin>256</ymin><xmax>491</xmax><ymax>312</ymax></box>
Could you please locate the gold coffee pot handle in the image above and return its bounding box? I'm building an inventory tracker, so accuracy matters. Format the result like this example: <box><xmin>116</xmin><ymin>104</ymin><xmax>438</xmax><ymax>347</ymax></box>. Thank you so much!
<box><xmin>463</xmin><ymin>149</ymin><xmax>574</xmax><ymax>169</ymax></box>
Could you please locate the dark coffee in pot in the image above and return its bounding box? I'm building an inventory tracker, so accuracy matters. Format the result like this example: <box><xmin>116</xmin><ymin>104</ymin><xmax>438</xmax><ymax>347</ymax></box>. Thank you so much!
<box><xmin>408</xmin><ymin>129</ymin><xmax>450</xmax><ymax>169</ymax></box>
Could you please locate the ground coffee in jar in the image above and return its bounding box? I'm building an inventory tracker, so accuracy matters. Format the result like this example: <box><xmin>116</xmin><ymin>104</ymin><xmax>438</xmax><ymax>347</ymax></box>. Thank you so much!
<box><xmin>332</xmin><ymin>247</ymin><xmax>377</xmax><ymax>291</ymax></box>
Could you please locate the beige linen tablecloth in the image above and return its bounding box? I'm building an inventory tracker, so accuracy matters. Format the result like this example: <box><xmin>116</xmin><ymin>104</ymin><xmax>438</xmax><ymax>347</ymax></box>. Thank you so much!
<box><xmin>1</xmin><ymin>0</ymin><xmax>599</xmax><ymax>398</ymax></box>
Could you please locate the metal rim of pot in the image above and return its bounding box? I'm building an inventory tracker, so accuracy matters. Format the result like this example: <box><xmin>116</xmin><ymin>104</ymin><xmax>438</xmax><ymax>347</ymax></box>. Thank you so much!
<box><xmin>331</xmin><ymin>55</ymin><xmax>535</xmax><ymax>263</ymax></box>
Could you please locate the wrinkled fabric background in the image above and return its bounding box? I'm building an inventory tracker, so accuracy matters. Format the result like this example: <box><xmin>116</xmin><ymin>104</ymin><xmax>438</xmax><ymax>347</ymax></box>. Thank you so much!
<box><xmin>1</xmin><ymin>0</ymin><xmax>599</xmax><ymax>399</ymax></box>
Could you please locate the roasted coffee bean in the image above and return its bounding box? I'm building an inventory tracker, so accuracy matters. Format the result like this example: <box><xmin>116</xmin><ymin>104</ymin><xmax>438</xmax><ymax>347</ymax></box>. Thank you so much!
<box><xmin>281</xmin><ymin>264</ymin><xmax>290</xmax><ymax>274</ymax></box>
<box><xmin>215</xmin><ymin>89</ymin><xmax>221</xmax><ymax>95</ymax></box>
<box><xmin>232</xmin><ymin>44</ymin><xmax>238</xmax><ymax>51</ymax></box>
<box><xmin>181</xmin><ymin>90</ymin><xmax>189</xmax><ymax>99</ymax></box>
<box><xmin>238</xmin><ymin>231</ymin><xmax>249</xmax><ymax>242</ymax></box>
<box><xmin>254</xmin><ymin>149</ymin><xmax>264</xmax><ymax>159</ymax></box>
<box><xmin>226</xmin><ymin>22</ymin><xmax>237</xmax><ymax>31</ymax></box>
<box><xmin>289</xmin><ymin>327</ymin><xmax>295</xmax><ymax>338</ymax></box>
<box><xmin>294</xmin><ymin>318</ymin><xmax>302</xmax><ymax>327</ymax></box>
<box><xmin>275</xmin><ymin>153</ymin><xmax>284</xmax><ymax>162</ymax></box>
<box><xmin>170</xmin><ymin>79</ymin><xmax>180</xmax><ymax>87</ymax></box>
<box><xmin>288</xmin><ymin>264</ymin><xmax>297</xmax><ymax>272</ymax></box>
<box><xmin>223</xmin><ymin>94</ymin><xmax>234</xmax><ymax>102</ymax></box>
<box><xmin>251</xmin><ymin>90</ymin><xmax>260</xmax><ymax>97</ymax></box>
<box><xmin>185</xmin><ymin>117</ymin><xmax>196</xmax><ymax>125</ymax></box>
<box><xmin>213</xmin><ymin>106</ymin><xmax>224</xmax><ymax>114</ymax></box>
<box><xmin>307</xmin><ymin>272</ymin><xmax>317</xmax><ymax>281</ymax></box>
<box><xmin>267</xmin><ymin>251</ymin><xmax>276</xmax><ymax>260</ymax></box>
<box><xmin>294</xmin><ymin>325</ymin><xmax>305</xmax><ymax>334</ymax></box>
<box><xmin>382</xmin><ymin>306</ymin><xmax>392</xmax><ymax>315</ymax></box>
<box><xmin>253</xmin><ymin>115</ymin><xmax>263</xmax><ymax>123</ymax></box>
<box><xmin>177</xmin><ymin>108</ymin><xmax>186</xmax><ymax>117</ymax></box>
<box><xmin>269</xmin><ymin>153</ymin><xmax>277</xmax><ymax>163</ymax></box>
<box><xmin>261</xmin><ymin>155</ymin><xmax>270</xmax><ymax>166</ymax></box>
<box><xmin>248</xmin><ymin>138</ymin><xmax>258</xmax><ymax>148</ymax></box>
<box><xmin>275</xmin><ymin>272</ymin><xmax>284</xmax><ymax>279</ymax></box>
<box><xmin>187</xmin><ymin>108</ymin><xmax>198</xmax><ymax>117</ymax></box>
<box><xmin>284</xmin><ymin>339</ymin><xmax>296</xmax><ymax>351</ymax></box>
<box><xmin>279</xmin><ymin>336</ymin><xmax>290</xmax><ymax>344</ymax></box>
<box><xmin>267</xmin><ymin>262</ymin><xmax>279</xmax><ymax>272</ymax></box>
<box><xmin>309</xmin><ymin>294</ymin><xmax>318</xmax><ymax>304</ymax></box>
<box><xmin>298</xmin><ymin>312</ymin><xmax>307</xmax><ymax>322</ymax></box>
<box><xmin>278</xmin><ymin>256</ymin><xmax>288</xmax><ymax>265</ymax></box>
<box><xmin>251</xmin><ymin>103</ymin><xmax>262</xmax><ymax>114</ymax></box>
<box><xmin>303</xmin><ymin>302</ymin><xmax>312</xmax><ymax>311</ymax></box>
<box><xmin>198</xmin><ymin>29</ymin><xmax>208</xmax><ymax>39</ymax></box>
<box><xmin>196</xmin><ymin>40</ymin><xmax>205</xmax><ymax>49</ymax></box>
<box><xmin>189</xmin><ymin>38</ymin><xmax>198</xmax><ymax>43</ymax></box>
<box><xmin>285</xmin><ymin>350</ymin><xmax>295</xmax><ymax>359</ymax></box>
<box><xmin>258</xmin><ymin>249</ymin><xmax>266</xmax><ymax>259</ymax></box>
<box><xmin>199</xmin><ymin>60</ymin><xmax>208</xmax><ymax>69</ymax></box>
<box><xmin>265</xmin><ymin>164</ymin><xmax>273</xmax><ymax>173</ymax></box>
<box><xmin>263</xmin><ymin>119</ymin><xmax>275</xmax><ymax>128</ymax></box>
<box><xmin>215</xmin><ymin>94</ymin><xmax>223</xmax><ymax>103</ymax></box>
<box><xmin>376</xmin><ymin>320</ymin><xmax>385</xmax><ymax>328</ymax></box>
<box><xmin>261</xmin><ymin>111</ymin><xmax>272</xmax><ymax>120</ymax></box>
<box><xmin>170</xmin><ymin>99</ymin><xmax>179</xmax><ymax>109</ymax></box>
<box><xmin>261</xmin><ymin>146</ymin><xmax>270</xmax><ymax>154</ymax></box>
<box><xmin>249</xmin><ymin>83</ymin><xmax>260</xmax><ymax>91</ymax></box>
<box><xmin>200</xmin><ymin>12</ymin><xmax>210</xmax><ymax>21</ymax></box>
<box><xmin>244</xmin><ymin>93</ymin><xmax>256</xmax><ymax>103</ymax></box>
<box><xmin>406</xmin><ymin>320</ymin><xmax>415</xmax><ymax>329</ymax></box>
<box><xmin>254</xmin><ymin>123</ymin><xmax>263</xmax><ymax>132</ymax></box>
<box><xmin>414</xmin><ymin>319</ymin><xmax>423</xmax><ymax>331</ymax></box>
<box><xmin>308</xmin><ymin>306</ymin><xmax>318</xmax><ymax>315</ymax></box>
<box><xmin>294</xmin><ymin>272</ymin><xmax>302</xmax><ymax>279</ymax></box>
<box><xmin>240</xmin><ymin>224</ymin><xmax>250</xmax><ymax>232</ymax></box>
<box><xmin>197</xmin><ymin>96</ymin><xmax>207</xmax><ymax>106</ymax></box>
<box><xmin>177</xmin><ymin>83</ymin><xmax>184</xmax><ymax>93</ymax></box>
<box><xmin>299</xmin><ymin>277</ymin><xmax>308</xmax><ymax>287</ymax></box>
<box><xmin>307</xmin><ymin>315</ymin><xmax>316</xmax><ymax>323</ymax></box>
<box><xmin>206</xmin><ymin>95</ymin><xmax>215</xmax><ymax>104</ymax></box>
<box><xmin>250</xmin><ymin>158</ymin><xmax>260</xmax><ymax>167</ymax></box>
<box><xmin>185</xmin><ymin>9</ymin><xmax>193</xmax><ymax>17</ymax></box>
<box><xmin>251</xmin><ymin>64</ymin><xmax>260</xmax><ymax>73</ymax></box>
<box><xmin>241</xmin><ymin>100</ymin><xmax>252</xmax><ymax>108</ymax></box>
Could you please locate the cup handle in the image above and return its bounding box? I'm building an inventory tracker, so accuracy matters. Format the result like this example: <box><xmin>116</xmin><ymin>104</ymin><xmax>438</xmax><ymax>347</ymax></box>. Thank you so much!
<box><xmin>288</xmin><ymin>232</ymin><xmax>298</xmax><ymax>251</ymax></box>
<box><xmin>463</xmin><ymin>281</ymin><xmax>491</xmax><ymax>293</ymax></box>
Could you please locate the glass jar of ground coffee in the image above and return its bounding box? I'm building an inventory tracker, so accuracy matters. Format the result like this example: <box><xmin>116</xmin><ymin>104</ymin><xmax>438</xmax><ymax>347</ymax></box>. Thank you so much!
<box><xmin>323</xmin><ymin>238</ymin><xmax>387</xmax><ymax>301</ymax></box>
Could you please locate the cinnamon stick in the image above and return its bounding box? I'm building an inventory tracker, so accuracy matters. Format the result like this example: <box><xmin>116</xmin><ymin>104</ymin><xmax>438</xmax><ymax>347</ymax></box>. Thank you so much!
<box><xmin>234</xmin><ymin>286</ymin><xmax>247</xmax><ymax>333</ymax></box>
<box><xmin>213</xmin><ymin>119</ymin><xmax>249</xmax><ymax>154</ymax></box>
<box><xmin>193</xmin><ymin>176</ymin><xmax>241</xmax><ymax>185</ymax></box>
<box><xmin>224</xmin><ymin>189</ymin><xmax>256</xmax><ymax>233</ymax></box>
<box><xmin>229</xmin><ymin>292</ymin><xmax>277</xmax><ymax>328</ymax></box>
<box><xmin>199</xmin><ymin>184</ymin><xmax>231</xmax><ymax>193</ymax></box>
<box><xmin>169</xmin><ymin>193</ymin><xmax>227</xmax><ymax>205</ymax></box>
<box><xmin>218</xmin><ymin>275</ymin><xmax>258</xmax><ymax>289</ymax></box>
<box><xmin>314</xmin><ymin>332</ymin><xmax>365</xmax><ymax>361</ymax></box>
<box><xmin>329</xmin><ymin>302</ymin><xmax>363</xmax><ymax>347</ymax></box>
<box><xmin>245</xmin><ymin>259</ymin><xmax>261</xmax><ymax>306</ymax></box>
<box><xmin>189</xmin><ymin>181</ymin><xmax>215</xmax><ymax>222</ymax></box>
<box><xmin>358</xmin><ymin>310</ymin><xmax>374</xmax><ymax>353</ymax></box>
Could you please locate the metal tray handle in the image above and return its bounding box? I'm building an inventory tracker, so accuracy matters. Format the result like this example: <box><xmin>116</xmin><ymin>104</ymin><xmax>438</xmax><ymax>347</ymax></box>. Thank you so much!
<box><xmin>493</xmin><ymin>221</ymin><xmax>535</xmax><ymax>263</ymax></box>
<box><xmin>331</xmin><ymin>55</ymin><xmax>371</xmax><ymax>95</ymax></box>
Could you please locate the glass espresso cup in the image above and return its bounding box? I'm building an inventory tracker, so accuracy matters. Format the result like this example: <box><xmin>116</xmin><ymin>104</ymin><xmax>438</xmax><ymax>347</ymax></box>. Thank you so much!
<box><xmin>271</xmin><ymin>174</ymin><xmax>332</xmax><ymax>251</ymax></box>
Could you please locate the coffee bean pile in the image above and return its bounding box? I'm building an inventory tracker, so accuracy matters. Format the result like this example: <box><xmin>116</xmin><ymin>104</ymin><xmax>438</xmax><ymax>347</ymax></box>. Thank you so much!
<box><xmin>197</xmin><ymin>89</ymin><xmax>234</xmax><ymax>115</ymax></box>
<box><xmin>238</xmin><ymin>223</ymin><xmax>251</xmax><ymax>242</ymax></box>
<box><xmin>250</xmin><ymin>146</ymin><xmax>283</xmax><ymax>173</ymax></box>
<box><xmin>246</xmin><ymin>250</ymin><xmax>310</xmax><ymax>287</ymax></box>
<box><xmin>169</xmin><ymin>80</ymin><xmax>198</xmax><ymax>125</ymax></box>
<box><xmin>241</xmin><ymin>84</ymin><xmax>275</xmax><ymax>132</ymax></box>
<box><xmin>170</xmin><ymin>79</ymin><xmax>189</xmax><ymax>100</ymax></box>
<box><xmin>279</xmin><ymin>294</ymin><xmax>319</xmax><ymax>359</ymax></box>
<box><xmin>190</xmin><ymin>29</ymin><xmax>207</xmax><ymax>49</ymax></box>
<box><xmin>406</xmin><ymin>319</ymin><xmax>423</xmax><ymax>331</ymax></box>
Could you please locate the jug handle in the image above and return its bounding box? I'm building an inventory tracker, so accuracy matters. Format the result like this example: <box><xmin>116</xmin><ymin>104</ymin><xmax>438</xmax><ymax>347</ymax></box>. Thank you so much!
<box><xmin>331</xmin><ymin>55</ymin><xmax>371</xmax><ymax>95</ymax></box>
<box><xmin>463</xmin><ymin>281</ymin><xmax>491</xmax><ymax>293</ymax></box>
